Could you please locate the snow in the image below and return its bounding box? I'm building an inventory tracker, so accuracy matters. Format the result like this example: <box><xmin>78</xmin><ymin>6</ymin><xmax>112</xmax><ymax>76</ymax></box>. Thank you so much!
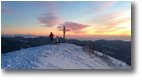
<box><xmin>1</xmin><ymin>43</ymin><xmax>131</xmax><ymax>69</ymax></box>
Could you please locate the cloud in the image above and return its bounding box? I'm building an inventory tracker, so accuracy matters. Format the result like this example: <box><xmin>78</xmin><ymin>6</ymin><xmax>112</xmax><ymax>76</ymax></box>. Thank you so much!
<box><xmin>1</xmin><ymin>1</ymin><xmax>13</xmax><ymax>14</ymax></box>
<box><xmin>87</xmin><ymin>1</ymin><xmax>117</xmax><ymax>14</ymax></box>
<box><xmin>38</xmin><ymin>14</ymin><xmax>89</xmax><ymax>33</ymax></box>
<box><xmin>58</xmin><ymin>22</ymin><xmax>89</xmax><ymax>33</ymax></box>
<box><xmin>96</xmin><ymin>1</ymin><xmax>117</xmax><ymax>12</ymax></box>
<box><xmin>38</xmin><ymin>1</ymin><xmax>62</xmax><ymax>27</ymax></box>
<box><xmin>1</xmin><ymin>6</ymin><xmax>13</xmax><ymax>14</ymax></box>
<box><xmin>38</xmin><ymin>13</ymin><xmax>89</xmax><ymax>33</ymax></box>
<box><xmin>89</xmin><ymin>10</ymin><xmax>131</xmax><ymax>33</ymax></box>
<box><xmin>38</xmin><ymin>13</ymin><xmax>63</xmax><ymax>27</ymax></box>
<box><xmin>32</xmin><ymin>1</ymin><xmax>58</xmax><ymax>14</ymax></box>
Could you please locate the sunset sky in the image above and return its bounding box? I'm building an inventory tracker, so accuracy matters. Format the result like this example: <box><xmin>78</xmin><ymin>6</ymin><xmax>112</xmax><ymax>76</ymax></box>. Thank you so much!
<box><xmin>1</xmin><ymin>1</ymin><xmax>131</xmax><ymax>40</ymax></box>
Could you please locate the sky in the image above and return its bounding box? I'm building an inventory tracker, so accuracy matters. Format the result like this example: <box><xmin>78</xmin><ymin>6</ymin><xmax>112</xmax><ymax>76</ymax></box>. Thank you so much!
<box><xmin>1</xmin><ymin>1</ymin><xmax>131</xmax><ymax>41</ymax></box>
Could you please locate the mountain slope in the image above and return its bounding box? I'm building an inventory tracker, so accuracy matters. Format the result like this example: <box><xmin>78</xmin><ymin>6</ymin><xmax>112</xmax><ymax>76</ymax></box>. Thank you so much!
<box><xmin>1</xmin><ymin>43</ymin><xmax>131</xmax><ymax>69</ymax></box>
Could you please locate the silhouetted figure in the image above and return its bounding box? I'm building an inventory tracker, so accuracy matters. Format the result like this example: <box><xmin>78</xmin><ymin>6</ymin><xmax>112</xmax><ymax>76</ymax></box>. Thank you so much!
<box><xmin>56</xmin><ymin>36</ymin><xmax>60</xmax><ymax>45</ymax></box>
<box><xmin>49</xmin><ymin>32</ymin><xmax>54</xmax><ymax>44</ymax></box>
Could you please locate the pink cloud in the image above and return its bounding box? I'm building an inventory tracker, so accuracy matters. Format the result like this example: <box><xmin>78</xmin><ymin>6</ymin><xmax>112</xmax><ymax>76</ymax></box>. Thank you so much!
<box><xmin>1</xmin><ymin>7</ymin><xmax>13</xmax><ymax>14</ymax></box>
<box><xmin>87</xmin><ymin>1</ymin><xmax>117</xmax><ymax>14</ymax></box>
<box><xmin>38</xmin><ymin>13</ymin><xmax>63</xmax><ymax>27</ymax></box>
<box><xmin>58</xmin><ymin>22</ymin><xmax>89</xmax><ymax>33</ymax></box>
<box><xmin>38</xmin><ymin>1</ymin><xmax>62</xmax><ymax>27</ymax></box>
<box><xmin>38</xmin><ymin>14</ymin><xmax>89</xmax><ymax>33</ymax></box>
<box><xmin>97</xmin><ymin>1</ymin><xmax>117</xmax><ymax>12</ymax></box>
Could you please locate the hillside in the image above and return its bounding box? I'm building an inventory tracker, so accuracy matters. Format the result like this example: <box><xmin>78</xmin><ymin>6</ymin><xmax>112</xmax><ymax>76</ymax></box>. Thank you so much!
<box><xmin>1</xmin><ymin>43</ymin><xmax>131</xmax><ymax>69</ymax></box>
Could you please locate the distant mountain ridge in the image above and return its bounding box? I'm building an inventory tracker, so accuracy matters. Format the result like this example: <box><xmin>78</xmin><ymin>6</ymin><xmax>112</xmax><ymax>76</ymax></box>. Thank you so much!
<box><xmin>2</xmin><ymin>34</ymin><xmax>38</xmax><ymax>38</ymax></box>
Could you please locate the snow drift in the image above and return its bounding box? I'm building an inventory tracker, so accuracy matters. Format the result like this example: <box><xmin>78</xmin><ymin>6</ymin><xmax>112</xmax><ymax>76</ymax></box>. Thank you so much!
<box><xmin>1</xmin><ymin>43</ymin><xmax>131</xmax><ymax>69</ymax></box>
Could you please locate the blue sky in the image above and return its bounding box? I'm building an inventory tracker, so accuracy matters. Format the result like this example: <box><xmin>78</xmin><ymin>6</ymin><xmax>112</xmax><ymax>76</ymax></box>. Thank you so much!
<box><xmin>1</xmin><ymin>1</ymin><xmax>131</xmax><ymax>40</ymax></box>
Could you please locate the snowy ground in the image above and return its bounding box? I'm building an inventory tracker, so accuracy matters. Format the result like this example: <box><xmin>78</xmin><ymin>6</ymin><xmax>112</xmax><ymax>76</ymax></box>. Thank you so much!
<box><xmin>1</xmin><ymin>43</ymin><xmax>131</xmax><ymax>69</ymax></box>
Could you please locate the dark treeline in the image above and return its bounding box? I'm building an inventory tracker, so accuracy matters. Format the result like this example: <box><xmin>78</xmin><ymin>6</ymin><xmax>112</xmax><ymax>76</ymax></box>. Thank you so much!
<box><xmin>66</xmin><ymin>39</ymin><xmax>131</xmax><ymax>66</ymax></box>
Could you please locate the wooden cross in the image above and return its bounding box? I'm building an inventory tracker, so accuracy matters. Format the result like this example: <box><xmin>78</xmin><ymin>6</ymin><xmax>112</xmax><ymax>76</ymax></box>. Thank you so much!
<box><xmin>58</xmin><ymin>25</ymin><xmax>69</xmax><ymax>42</ymax></box>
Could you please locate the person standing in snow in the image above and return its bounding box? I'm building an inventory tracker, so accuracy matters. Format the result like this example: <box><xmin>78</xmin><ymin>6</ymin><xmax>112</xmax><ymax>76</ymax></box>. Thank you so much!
<box><xmin>49</xmin><ymin>32</ymin><xmax>54</xmax><ymax>44</ymax></box>
<box><xmin>56</xmin><ymin>36</ymin><xmax>60</xmax><ymax>45</ymax></box>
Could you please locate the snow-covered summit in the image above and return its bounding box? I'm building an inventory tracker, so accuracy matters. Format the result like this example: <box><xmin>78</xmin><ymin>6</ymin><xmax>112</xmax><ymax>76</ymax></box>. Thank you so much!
<box><xmin>1</xmin><ymin>43</ymin><xmax>131</xmax><ymax>69</ymax></box>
